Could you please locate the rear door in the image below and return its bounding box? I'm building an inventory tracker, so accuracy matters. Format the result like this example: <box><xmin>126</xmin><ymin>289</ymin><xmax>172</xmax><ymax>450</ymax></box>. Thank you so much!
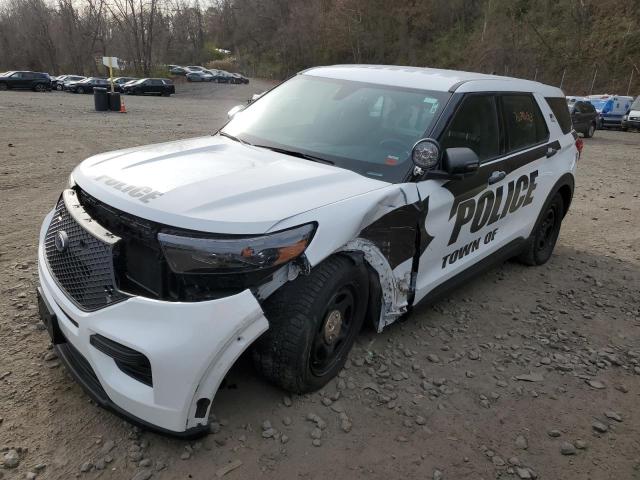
<box><xmin>151</xmin><ymin>79</ymin><xmax>163</xmax><ymax>94</ymax></box>
<box><xmin>494</xmin><ymin>93</ymin><xmax>556</xmax><ymax>243</ymax></box>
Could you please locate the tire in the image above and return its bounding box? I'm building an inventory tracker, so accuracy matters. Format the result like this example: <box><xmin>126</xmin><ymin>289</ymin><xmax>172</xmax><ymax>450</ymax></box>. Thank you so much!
<box><xmin>584</xmin><ymin>122</ymin><xmax>595</xmax><ymax>138</ymax></box>
<box><xmin>77</xmin><ymin>87</ymin><xmax>84</xmax><ymax>94</ymax></box>
<box><xmin>517</xmin><ymin>193</ymin><xmax>564</xmax><ymax>266</ymax></box>
<box><xmin>621</xmin><ymin>126</ymin><xmax>628</xmax><ymax>132</ymax></box>
<box><xmin>56</xmin><ymin>84</ymin><xmax>63</xmax><ymax>91</ymax></box>
<box><xmin>33</xmin><ymin>83</ymin><xmax>45</xmax><ymax>92</ymax></box>
<box><xmin>252</xmin><ymin>255</ymin><xmax>369</xmax><ymax>393</ymax></box>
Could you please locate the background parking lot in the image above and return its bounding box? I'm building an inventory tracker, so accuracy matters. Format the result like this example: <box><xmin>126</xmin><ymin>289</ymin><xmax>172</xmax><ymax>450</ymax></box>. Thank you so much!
<box><xmin>1</xmin><ymin>85</ymin><xmax>639</xmax><ymax>480</ymax></box>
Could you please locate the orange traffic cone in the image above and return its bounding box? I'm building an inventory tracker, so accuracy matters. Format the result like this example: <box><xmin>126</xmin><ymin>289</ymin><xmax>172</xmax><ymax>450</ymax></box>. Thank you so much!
<box><xmin>120</xmin><ymin>98</ymin><xmax>127</xmax><ymax>113</ymax></box>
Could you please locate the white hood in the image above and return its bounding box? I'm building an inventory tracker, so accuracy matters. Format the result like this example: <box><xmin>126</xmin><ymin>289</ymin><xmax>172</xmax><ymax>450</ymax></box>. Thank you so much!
<box><xmin>74</xmin><ymin>136</ymin><xmax>388</xmax><ymax>234</ymax></box>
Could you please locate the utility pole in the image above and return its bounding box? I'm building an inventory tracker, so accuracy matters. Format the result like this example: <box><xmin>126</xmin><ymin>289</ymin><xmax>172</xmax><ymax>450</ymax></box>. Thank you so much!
<box><xmin>627</xmin><ymin>61</ymin><xmax>640</xmax><ymax>96</ymax></box>
<box><xmin>560</xmin><ymin>68</ymin><xmax>566</xmax><ymax>89</ymax></box>
<box><xmin>589</xmin><ymin>65</ymin><xmax>598</xmax><ymax>95</ymax></box>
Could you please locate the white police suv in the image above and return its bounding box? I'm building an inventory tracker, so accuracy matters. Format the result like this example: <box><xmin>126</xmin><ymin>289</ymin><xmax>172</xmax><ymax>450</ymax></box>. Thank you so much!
<box><xmin>37</xmin><ymin>65</ymin><xmax>579</xmax><ymax>436</ymax></box>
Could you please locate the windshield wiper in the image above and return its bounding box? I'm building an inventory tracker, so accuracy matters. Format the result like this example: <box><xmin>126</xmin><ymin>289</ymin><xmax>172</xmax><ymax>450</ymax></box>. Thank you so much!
<box><xmin>253</xmin><ymin>145</ymin><xmax>334</xmax><ymax>165</ymax></box>
<box><xmin>217</xmin><ymin>131</ymin><xmax>250</xmax><ymax>145</ymax></box>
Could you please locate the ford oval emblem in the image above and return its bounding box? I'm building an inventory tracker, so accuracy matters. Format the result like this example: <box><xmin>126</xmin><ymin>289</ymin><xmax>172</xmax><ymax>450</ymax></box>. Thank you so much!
<box><xmin>55</xmin><ymin>231</ymin><xmax>69</xmax><ymax>253</ymax></box>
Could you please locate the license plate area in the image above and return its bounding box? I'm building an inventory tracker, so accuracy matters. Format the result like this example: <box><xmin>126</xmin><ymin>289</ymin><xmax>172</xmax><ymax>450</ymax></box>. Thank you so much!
<box><xmin>37</xmin><ymin>287</ymin><xmax>66</xmax><ymax>345</ymax></box>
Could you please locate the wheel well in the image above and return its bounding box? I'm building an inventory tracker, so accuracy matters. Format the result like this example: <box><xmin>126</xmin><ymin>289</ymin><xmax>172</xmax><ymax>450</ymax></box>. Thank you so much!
<box><xmin>558</xmin><ymin>184</ymin><xmax>573</xmax><ymax>218</ymax></box>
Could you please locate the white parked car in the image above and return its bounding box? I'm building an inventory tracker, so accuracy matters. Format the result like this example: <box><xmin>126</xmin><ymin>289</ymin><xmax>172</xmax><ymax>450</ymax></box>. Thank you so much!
<box><xmin>37</xmin><ymin>65</ymin><xmax>579</xmax><ymax>437</ymax></box>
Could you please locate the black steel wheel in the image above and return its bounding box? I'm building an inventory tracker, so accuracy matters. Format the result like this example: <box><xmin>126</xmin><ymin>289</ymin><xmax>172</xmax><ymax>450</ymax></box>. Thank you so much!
<box><xmin>253</xmin><ymin>255</ymin><xmax>369</xmax><ymax>393</ymax></box>
<box><xmin>584</xmin><ymin>122</ymin><xmax>595</xmax><ymax>138</ymax></box>
<box><xmin>517</xmin><ymin>193</ymin><xmax>564</xmax><ymax>266</ymax></box>
<box><xmin>310</xmin><ymin>285</ymin><xmax>357</xmax><ymax>377</ymax></box>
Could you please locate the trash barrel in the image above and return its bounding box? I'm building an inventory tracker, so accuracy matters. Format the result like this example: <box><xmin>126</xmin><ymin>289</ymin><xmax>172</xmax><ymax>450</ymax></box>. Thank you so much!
<box><xmin>93</xmin><ymin>87</ymin><xmax>108</xmax><ymax>111</ymax></box>
<box><xmin>108</xmin><ymin>91</ymin><xmax>121</xmax><ymax>112</ymax></box>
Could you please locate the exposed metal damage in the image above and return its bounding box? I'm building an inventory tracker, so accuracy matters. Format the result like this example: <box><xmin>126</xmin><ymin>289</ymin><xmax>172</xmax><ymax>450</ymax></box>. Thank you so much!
<box><xmin>340</xmin><ymin>238</ymin><xmax>411</xmax><ymax>332</ymax></box>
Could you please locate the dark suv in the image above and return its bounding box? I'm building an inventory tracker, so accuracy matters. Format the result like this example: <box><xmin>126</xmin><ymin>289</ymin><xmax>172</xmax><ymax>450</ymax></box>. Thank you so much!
<box><xmin>569</xmin><ymin>100</ymin><xmax>598</xmax><ymax>138</ymax></box>
<box><xmin>0</xmin><ymin>71</ymin><xmax>51</xmax><ymax>92</ymax></box>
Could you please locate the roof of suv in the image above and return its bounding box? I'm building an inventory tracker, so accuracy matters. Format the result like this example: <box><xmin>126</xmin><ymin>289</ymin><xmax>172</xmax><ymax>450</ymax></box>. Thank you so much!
<box><xmin>303</xmin><ymin>65</ymin><xmax>564</xmax><ymax>97</ymax></box>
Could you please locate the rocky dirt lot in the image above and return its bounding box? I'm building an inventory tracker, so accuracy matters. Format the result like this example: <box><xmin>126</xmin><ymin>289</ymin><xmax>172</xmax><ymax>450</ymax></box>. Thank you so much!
<box><xmin>1</xmin><ymin>84</ymin><xmax>639</xmax><ymax>480</ymax></box>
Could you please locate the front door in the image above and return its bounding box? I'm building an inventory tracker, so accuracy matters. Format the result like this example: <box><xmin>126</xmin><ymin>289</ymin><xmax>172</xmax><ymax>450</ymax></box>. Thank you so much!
<box><xmin>9</xmin><ymin>72</ymin><xmax>26</xmax><ymax>89</ymax></box>
<box><xmin>413</xmin><ymin>93</ymin><xmax>509</xmax><ymax>303</ymax></box>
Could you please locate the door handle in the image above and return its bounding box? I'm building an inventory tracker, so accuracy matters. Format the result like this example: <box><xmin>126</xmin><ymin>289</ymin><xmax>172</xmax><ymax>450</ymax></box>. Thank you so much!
<box><xmin>488</xmin><ymin>170</ymin><xmax>506</xmax><ymax>185</ymax></box>
<box><xmin>546</xmin><ymin>147</ymin><xmax>558</xmax><ymax>158</ymax></box>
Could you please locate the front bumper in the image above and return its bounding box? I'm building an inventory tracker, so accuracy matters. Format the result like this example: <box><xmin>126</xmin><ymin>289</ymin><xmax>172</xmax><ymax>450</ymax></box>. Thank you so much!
<box><xmin>37</xmin><ymin>209</ymin><xmax>269</xmax><ymax>435</ymax></box>
<box><xmin>600</xmin><ymin>116</ymin><xmax>623</xmax><ymax>127</ymax></box>
<box><xmin>622</xmin><ymin>119</ymin><xmax>640</xmax><ymax>130</ymax></box>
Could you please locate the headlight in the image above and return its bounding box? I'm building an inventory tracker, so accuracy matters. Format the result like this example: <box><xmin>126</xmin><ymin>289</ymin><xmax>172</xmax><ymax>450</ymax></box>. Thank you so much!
<box><xmin>158</xmin><ymin>223</ymin><xmax>316</xmax><ymax>274</ymax></box>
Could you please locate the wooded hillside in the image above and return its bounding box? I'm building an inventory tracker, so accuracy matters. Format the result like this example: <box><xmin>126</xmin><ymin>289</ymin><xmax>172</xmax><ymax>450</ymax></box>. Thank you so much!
<box><xmin>1</xmin><ymin>0</ymin><xmax>638</xmax><ymax>95</ymax></box>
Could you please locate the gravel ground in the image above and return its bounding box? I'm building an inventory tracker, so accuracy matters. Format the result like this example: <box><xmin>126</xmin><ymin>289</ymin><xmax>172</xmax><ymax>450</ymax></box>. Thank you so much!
<box><xmin>1</xmin><ymin>84</ymin><xmax>639</xmax><ymax>480</ymax></box>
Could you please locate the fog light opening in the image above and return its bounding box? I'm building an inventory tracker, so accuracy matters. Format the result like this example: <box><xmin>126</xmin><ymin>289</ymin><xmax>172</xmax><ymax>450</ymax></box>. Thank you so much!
<box><xmin>195</xmin><ymin>398</ymin><xmax>210</xmax><ymax>418</ymax></box>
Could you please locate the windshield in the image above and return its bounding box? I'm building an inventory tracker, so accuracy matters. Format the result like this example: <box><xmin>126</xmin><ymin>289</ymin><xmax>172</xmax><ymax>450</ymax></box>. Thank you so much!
<box><xmin>222</xmin><ymin>75</ymin><xmax>449</xmax><ymax>182</ymax></box>
<box><xmin>589</xmin><ymin>100</ymin><xmax>606</xmax><ymax>111</ymax></box>
<box><xmin>630</xmin><ymin>97</ymin><xmax>640</xmax><ymax>111</ymax></box>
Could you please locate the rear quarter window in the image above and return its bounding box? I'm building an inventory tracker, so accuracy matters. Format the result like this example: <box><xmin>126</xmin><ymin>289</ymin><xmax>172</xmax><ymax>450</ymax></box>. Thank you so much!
<box><xmin>545</xmin><ymin>97</ymin><xmax>572</xmax><ymax>134</ymax></box>
<box><xmin>502</xmin><ymin>94</ymin><xmax>549</xmax><ymax>152</ymax></box>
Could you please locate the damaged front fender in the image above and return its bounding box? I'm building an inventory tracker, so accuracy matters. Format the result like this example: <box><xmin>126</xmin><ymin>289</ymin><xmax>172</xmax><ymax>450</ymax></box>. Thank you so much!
<box><xmin>266</xmin><ymin>183</ymin><xmax>427</xmax><ymax>332</ymax></box>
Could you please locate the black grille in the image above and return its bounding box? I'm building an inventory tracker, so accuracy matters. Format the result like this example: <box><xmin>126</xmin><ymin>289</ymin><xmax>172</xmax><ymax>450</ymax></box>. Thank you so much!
<box><xmin>45</xmin><ymin>197</ymin><xmax>127</xmax><ymax>311</ymax></box>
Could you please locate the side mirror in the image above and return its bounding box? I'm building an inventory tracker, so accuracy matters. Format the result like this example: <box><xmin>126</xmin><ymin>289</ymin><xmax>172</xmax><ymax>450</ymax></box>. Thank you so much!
<box><xmin>442</xmin><ymin>147</ymin><xmax>480</xmax><ymax>176</ymax></box>
<box><xmin>227</xmin><ymin>104</ymin><xmax>245</xmax><ymax>119</ymax></box>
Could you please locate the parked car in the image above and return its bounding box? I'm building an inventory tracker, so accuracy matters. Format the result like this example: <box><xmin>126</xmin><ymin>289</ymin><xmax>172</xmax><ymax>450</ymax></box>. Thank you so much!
<box><xmin>108</xmin><ymin>77</ymin><xmax>138</xmax><ymax>92</ymax></box>
<box><xmin>52</xmin><ymin>75</ymin><xmax>85</xmax><ymax>91</ymax></box>
<box><xmin>37</xmin><ymin>65</ymin><xmax>578</xmax><ymax>437</ymax></box>
<box><xmin>186</xmin><ymin>65</ymin><xmax>206</xmax><ymax>72</ymax></box>
<box><xmin>123</xmin><ymin>78</ymin><xmax>175</xmax><ymax>96</ymax></box>
<box><xmin>169</xmin><ymin>66</ymin><xmax>188</xmax><ymax>76</ymax></box>
<box><xmin>230</xmin><ymin>73</ymin><xmax>249</xmax><ymax>84</ymax></box>
<box><xmin>0</xmin><ymin>71</ymin><xmax>51</xmax><ymax>91</ymax></box>
<box><xmin>65</xmin><ymin>77</ymin><xmax>109</xmax><ymax>94</ymax></box>
<box><xmin>203</xmin><ymin>69</ymin><xmax>228</xmax><ymax>83</ymax></box>
<box><xmin>186</xmin><ymin>71</ymin><xmax>214</xmax><ymax>82</ymax></box>
<box><xmin>569</xmin><ymin>99</ymin><xmax>598</xmax><ymax>137</ymax></box>
<box><xmin>621</xmin><ymin>96</ymin><xmax>640</xmax><ymax>132</ymax></box>
<box><xmin>220</xmin><ymin>70</ymin><xmax>244</xmax><ymax>84</ymax></box>
<box><xmin>588</xmin><ymin>94</ymin><xmax>634</xmax><ymax>128</ymax></box>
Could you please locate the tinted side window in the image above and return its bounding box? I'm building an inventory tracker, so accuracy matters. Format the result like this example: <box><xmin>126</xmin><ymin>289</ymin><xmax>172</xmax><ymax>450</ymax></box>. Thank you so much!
<box><xmin>502</xmin><ymin>95</ymin><xmax>549</xmax><ymax>151</ymax></box>
<box><xmin>441</xmin><ymin>95</ymin><xmax>500</xmax><ymax>162</ymax></box>
<box><xmin>545</xmin><ymin>97</ymin><xmax>572</xmax><ymax>134</ymax></box>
